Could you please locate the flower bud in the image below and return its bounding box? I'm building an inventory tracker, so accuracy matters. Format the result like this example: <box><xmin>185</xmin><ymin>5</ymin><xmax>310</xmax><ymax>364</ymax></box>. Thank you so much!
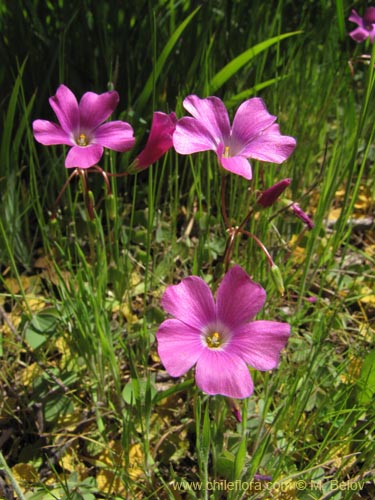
<box><xmin>257</xmin><ymin>178</ymin><xmax>291</xmax><ymax>208</ymax></box>
<box><xmin>291</xmin><ymin>203</ymin><xmax>314</xmax><ymax>229</ymax></box>
<box><xmin>106</xmin><ymin>193</ymin><xmax>117</xmax><ymax>220</ymax></box>
<box><xmin>132</xmin><ymin>111</ymin><xmax>177</xmax><ymax>173</ymax></box>
<box><xmin>270</xmin><ymin>264</ymin><xmax>285</xmax><ymax>296</ymax></box>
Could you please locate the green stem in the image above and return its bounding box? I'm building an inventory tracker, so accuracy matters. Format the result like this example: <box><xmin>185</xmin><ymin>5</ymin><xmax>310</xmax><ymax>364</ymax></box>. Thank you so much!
<box><xmin>0</xmin><ymin>451</ymin><xmax>27</xmax><ymax>500</ymax></box>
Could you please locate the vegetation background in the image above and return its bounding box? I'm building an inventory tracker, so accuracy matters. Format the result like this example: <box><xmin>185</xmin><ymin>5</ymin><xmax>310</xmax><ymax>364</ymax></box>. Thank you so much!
<box><xmin>0</xmin><ymin>0</ymin><xmax>374</xmax><ymax>499</ymax></box>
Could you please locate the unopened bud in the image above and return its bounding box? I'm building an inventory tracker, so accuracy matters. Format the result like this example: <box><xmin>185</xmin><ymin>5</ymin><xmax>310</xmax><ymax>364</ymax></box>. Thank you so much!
<box><xmin>281</xmin><ymin>199</ymin><xmax>315</xmax><ymax>229</ymax></box>
<box><xmin>86</xmin><ymin>190</ymin><xmax>96</xmax><ymax>221</ymax></box>
<box><xmin>291</xmin><ymin>203</ymin><xmax>314</xmax><ymax>229</ymax></box>
<box><xmin>106</xmin><ymin>193</ymin><xmax>117</xmax><ymax>220</ymax></box>
<box><xmin>271</xmin><ymin>264</ymin><xmax>285</xmax><ymax>296</ymax></box>
<box><xmin>257</xmin><ymin>178</ymin><xmax>291</xmax><ymax>208</ymax></box>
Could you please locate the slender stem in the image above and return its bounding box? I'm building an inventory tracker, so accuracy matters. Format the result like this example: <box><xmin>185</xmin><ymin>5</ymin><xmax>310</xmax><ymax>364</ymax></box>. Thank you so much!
<box><xmin>220</xmin><ymin>174</ymin><xmax>230</xmax><ymax>228</ymax></box>
<box><xmin>223</xmin><ymin>228</ymin><xmax>236</xmax><ymax>272</ymax></box>
<box><xmin>88</xmin><ymin>165</ymin><xmax>112</xmax><ymax>195</ymax></box>
<box><xmin>238</xmin><ymin>229</ymin><xmax>275</xmax><ymax>267</ymax></box>
<box><xmin>106</xmin><ymin>171</ymin><xmax>129</xmax><ymax>178</ymax></box>
<box><xmin>51</xmin><ymin>168</ymin><xmax>79</xmax><ymax>219</ymax></box>
<box><xmin>77</xmin><ymin>169</ymin><xmax>95</xmax><ymax>220</ymax></box>
<box><xmin>0</xmin><ymin>451</ymin><xmax>27</xmax><ymax>500</ymax></box>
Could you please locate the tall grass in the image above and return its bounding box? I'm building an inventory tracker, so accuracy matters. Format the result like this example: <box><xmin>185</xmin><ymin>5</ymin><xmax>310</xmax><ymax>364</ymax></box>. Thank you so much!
<box><xmin>0</xmin><ymin>1</ymin><xmax>374</xmax><ymax>499</ymax></box>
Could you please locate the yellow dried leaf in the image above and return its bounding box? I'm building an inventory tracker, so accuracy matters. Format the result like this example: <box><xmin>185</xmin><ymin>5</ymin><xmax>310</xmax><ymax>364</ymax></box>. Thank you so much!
<box><xmin>340</xmin><ymin>356</ymin><xmax>363</xmax><ymax>384</ymax></box>
<box><xmin>119</xmin><ymin>303</ymin><xmax>138</xmax><ymax>324</ymax></box>
<box><xmin>11</xmin><ymin>463</ymin><xmax>38</xmax><ymax>490</ymax></box>
<box><xmin>57</xmin><ymin>410</ymin><xmax>82</xmax><ymax>431</ymax></box>
<box><xmin>327</xmin><ymin>207</ymin><xmax>342</xmax><ymax>222</ymax></box>
<box><xmin>24</xmin><ymin>296</ymin><xmax>46</xmax><ymax>312</ymax></box>
<box><xmin>4</xmin><ymin>276</ymin><xmax>31</xmax><ymax>294</ymax></box>
<box><xmin>0</xmin><ymin>309</ymin><xmax>22</xmax><ymax>336</ymax></box>
<box><xmin>359</xmin><ymin>286</ymin><xmax>375</xmax><ymax>307</ymax></box>
<box><xmin>128</xmin><ymin>443</ymin><xmax>144</xmax><ymax>480</ymax></box>
<box><xmin>364</xmin><ymin>244</ymin><xmax>375</xmax><ymax>257</ymax></box>
<box><xmin>289</xmin><ymin>235</ymin><xmax>306</xmax><ymax>263</ymax></box>
<box><xmin>327</xmin><ymin>444</ymin><xmax>357</xmax><ymax>475</ymax></box>
<box><xmin>95</xmin><ymin>440</ymin><xmax>124</xmax><ymax>467</ymax></box>
<box><xmin>55</xmin><ymin>337</ymin><xmax>72</xmax><ymax>368</ymax></box>
<box><xmin>96</xmin><ymin>469</ymin><xmax>126</xmax><ymax>495</ymax></box>
<box><xmin>19</xmin><ymin>362</ymin><xmax>43</xmax><ymax>386</ymax></box>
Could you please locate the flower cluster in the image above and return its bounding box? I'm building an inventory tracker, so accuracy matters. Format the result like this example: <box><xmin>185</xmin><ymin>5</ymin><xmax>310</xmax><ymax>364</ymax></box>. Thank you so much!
<box><xmin>33</xmin><ymin>84</ymin><xmax>301</xmax><ymax>400</ymax></box>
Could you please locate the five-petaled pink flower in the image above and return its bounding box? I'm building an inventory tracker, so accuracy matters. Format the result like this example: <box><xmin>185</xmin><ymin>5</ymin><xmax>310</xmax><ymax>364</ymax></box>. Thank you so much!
<box><xmin>349</xmin><ymin>8</ymin><xmax>375</xmax><ymax>43</ymax></box>
<box><xmin>156</xmin><ymin>265</ymin><xmax>290</xmax><ymax>399</ymax></box>
<box><xmin>173</xmin><ymin>95</ymin><xmax>296</xmax><ymax>180</ymax></box>
<box><xmin>132</xmin><ymin>111</ymin><xmax>177</xmax><ymax>171</ymax></box>
<box><xmin>32</xmin><ymin>84</ymin><xmax>135</xmax><ymax>168</ymax></box>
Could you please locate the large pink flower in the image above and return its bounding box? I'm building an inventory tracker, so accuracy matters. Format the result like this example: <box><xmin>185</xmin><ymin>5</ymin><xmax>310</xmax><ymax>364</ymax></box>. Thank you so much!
<box><xmin>349</xmin><ymin>8</ymin><xmax>375</xmax><ymax>43</ymax></box>
<box><xmin>156</xmin><ymin>265</ymin><xmax>290</xmax><ymax>399</ymax></box>
<box><xmin>32</xmin><ymin>84</ymin><xmax>135</xmax><ymax>168</ymax></box>
<box><xmin>173</xmin><ymin>95</ymin><xmax>296</xmax><ymax>180</ymax></box>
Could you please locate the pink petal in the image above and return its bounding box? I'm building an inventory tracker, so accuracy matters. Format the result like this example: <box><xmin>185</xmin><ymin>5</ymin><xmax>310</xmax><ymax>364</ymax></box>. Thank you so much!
<box><xmin>136</xmin><ymin>112</ymin><xmax>177</xmax><ymax>168</ymax></box>
<box><xmin>216</xmin><ymin>266</ymin><xmax>266</xmax><ymax>330</ymax></box>
<box><xmin>229</xmin><ymin>320</ymin><xmax>290</xmax><ymax>371</ymax></box>
<box><xmin>219</xmin><ymin>154</ymin><xmax>252</xmax><ymax>180</ymax></box>
<box><xmin>348</xmin><ymin>9</ymin><xmax>363</xmax><ymax>26</ymax></box>
<box><xmin>173</xmin><ymin>117</ymin><xmax>219</xmax><ymax>154</ymax></box>
<box><xmin>94</xmin><ymin>121</ymin><xmax>135</xmax><ymax>152</ymax></box>
<box><xmin>240</xmin><ymin>123</ymin><xmax>296</xmax><ymax>163</ymax></box>
<box><xmin>156</xmin><ymin>319</ymin><xmax>204</xmax><ymax>377</ymax></box>
<box><xmin>79</xmin><ymin>90</ymin><xmax>120</xmax><ymax>131</ymax></box>
<box><xmin>195</xmin><ymin>349</ymin><xmax>253</xmax><ymax>398</ymax></box>
<box><xmin>349</xmin><ymin>27</ymin><xmax>370</xmax><ymax>43</ymax></box>
<box><xmin>369</xmin><ymin>27</ymin><xmax>375</xmax><ymax>43</ymax></box>
<box><xmin>65</xmin><ymin>144</ymin><xmax>104</xmax><ymax>169</ymax></box>
<box><xmin>32</xmin><ymin>120</ymin><xmax>74</xmax><ymax>146</ymax></box>
<box><xmin>161</xmin><ymin>276</ymin><xmax>216</xmax><ymax>331</ymax></box>
<box><xmin>183</xmin><ymin>95</ymin><xmax>231</xmax><ymax>144</ymax></box>
<box><xmin>49</xmin><ymin>84</ymin><xmax>80</xmax><ymax>134</ymax></box>
<box><xmin>231</xmin><ymin>98</ymin><xmax>276</xmax><ymax>151</ymax></box>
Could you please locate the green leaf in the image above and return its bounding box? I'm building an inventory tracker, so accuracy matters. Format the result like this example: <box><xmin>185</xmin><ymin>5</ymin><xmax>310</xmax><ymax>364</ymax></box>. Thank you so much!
<box><xmin>44</xmin><ymin>393</ymin><xmax>73</xmax><ymax>423</ymax></box>
<box><xmin>136</xmin><ymin>7</ymin><xmax>200</xmax><ymax>112</ymax></box>
<box><xmin>209</xmin><ymin>31</ymin><xmax>301</xmax><ymax>93</ymax></box>
<box><xmin>356</xmin><ymin>349</ymin><xmax>375</xmax><ymax>405</ymax></box>
<box><xmin>224</xmin><ymin>75</ymin><xmax>289</xmax><ymax>108</ymax></box>
<box><xmin>216</xmin><ymin>450</ymin><xmax>235</xmax><ymax>479</ymax></box>
<box><xmin>24</xmin><ymin>309</ymin><xmax>59</xmax><ymax>349</ymax></box>
<box><xmin>233</xmin><ymin>438</ymin><xmax>247</xmax><ymax>481</ymax></box>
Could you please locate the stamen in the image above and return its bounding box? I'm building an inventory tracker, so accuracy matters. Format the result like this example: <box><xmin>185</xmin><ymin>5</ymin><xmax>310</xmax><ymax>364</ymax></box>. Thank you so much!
<box><xmin>77</xmin><ymin>133</ymin><xmax>88</xmax><ymax>146</ymax></box>
<box><xmin>223</xmin><ymin>146</ymin><xmax>230</xmax><ymax>158</ymax></box>
<box><xmin>206</xmin><ymin>331</ymin><xmax>222</xmax><ymax>348</ymax></box>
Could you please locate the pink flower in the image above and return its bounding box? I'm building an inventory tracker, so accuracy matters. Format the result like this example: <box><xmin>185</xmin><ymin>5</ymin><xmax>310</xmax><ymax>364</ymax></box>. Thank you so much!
<box><xmin>173</xmin><ymin>95</ymin><xmax>296</xmax><ymax>180</ymax></box>
<box><xmin>132</xmin><ymin>111</ymin><xmax>177</xmax><ymax>171</ymax></box>
<box><xmin>156</xmin><ymin>265</ymin><xmax>290</xmax><ymax>399</ymax></box>
<box><xmin>257</xmin><ymin>178</ymin><xmax>291</xmax><ymax>207</ymax></box>
<box><xmin>32</xmin><ymin>84</ymin><xmax>135</xmax><ymax>168</ymax></box>
<box><xmin>349</xmin><ymin>8</ymin><xmax>375</xmax><ymax>43</ymax></box>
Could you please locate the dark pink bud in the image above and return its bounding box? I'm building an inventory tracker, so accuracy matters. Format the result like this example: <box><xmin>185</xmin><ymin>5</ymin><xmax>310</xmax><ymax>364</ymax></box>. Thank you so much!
<box><xmin>364</xmin><ymin>7</ymin><xmax>375</xmax><ymax>24</ymax></box>
<box><xmin>135</xmin><ymin>111</ymin><xmax>177</xmax><ymax>170</ymax></box>
<box><xmin>257</xmin><ymin>178</ymin><xmax>291</xmax><ymax>207</ymax></box>
<box><xmin>291</xmin><ymin>203</ymin><xmax>314</xmax><ymax>229</ymax></box>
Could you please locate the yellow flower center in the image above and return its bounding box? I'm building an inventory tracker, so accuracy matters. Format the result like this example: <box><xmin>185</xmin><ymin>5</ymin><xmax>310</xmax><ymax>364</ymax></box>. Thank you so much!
<box><xmin>206</xmin><ymin>331</ymin><xmax>223</xmax><ymax>349</ymax></box>
<box><xmin>77</xmin><ymin>133</ymin><xmax>88</xmax><ymax>146</ymax></box>
<box><xmin>223</xmin><ymin>146</ymin><xmax>230</xmax><ymax>158</ymax></box>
